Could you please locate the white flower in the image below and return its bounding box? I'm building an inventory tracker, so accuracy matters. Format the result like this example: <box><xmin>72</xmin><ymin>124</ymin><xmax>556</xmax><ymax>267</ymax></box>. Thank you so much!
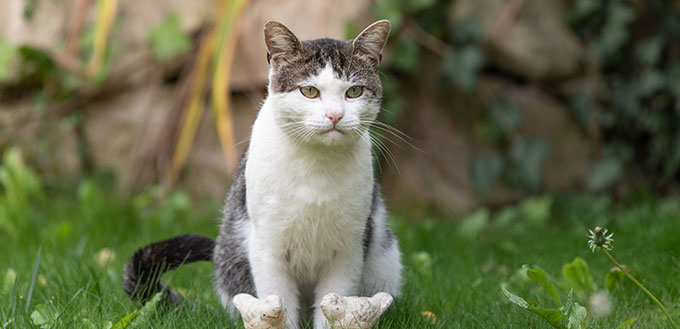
<box><xmin>589</xmin><ymin>291</ymin><xmax>613</xmax><ymax>317</ymax></box>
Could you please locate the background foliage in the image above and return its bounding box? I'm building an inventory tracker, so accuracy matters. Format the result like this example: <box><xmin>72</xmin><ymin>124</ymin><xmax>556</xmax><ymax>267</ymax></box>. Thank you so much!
<box><xmin>373</xmin><ymin>0</ymin><xmax>680</xmax><ymax>199</ymax></box>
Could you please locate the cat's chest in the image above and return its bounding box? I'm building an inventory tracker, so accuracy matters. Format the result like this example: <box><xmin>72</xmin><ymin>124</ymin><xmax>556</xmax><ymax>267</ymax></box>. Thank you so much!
<box><xmin>244</xmin><ymin>142</ymin><xmax>374</xmax><ymax>252</ymax></box>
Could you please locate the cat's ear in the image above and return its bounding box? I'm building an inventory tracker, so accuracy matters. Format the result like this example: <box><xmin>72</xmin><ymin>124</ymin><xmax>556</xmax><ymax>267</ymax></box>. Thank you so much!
<box><xmin>264</xmin><ymin>21</ymin><xmax>302</xmax><ymax>64</ymax></box>
<box><xmin>352</xmin><ymin>20</ymin><xmax>391</xmax><ymax>66</ymax></box>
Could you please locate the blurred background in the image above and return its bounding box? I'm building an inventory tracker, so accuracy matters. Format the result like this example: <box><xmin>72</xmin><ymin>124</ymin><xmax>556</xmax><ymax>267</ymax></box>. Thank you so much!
<box><xmin>1</xmin><ymin>0</ymin><xmax>679</xmax><ymax>215</ymax></box>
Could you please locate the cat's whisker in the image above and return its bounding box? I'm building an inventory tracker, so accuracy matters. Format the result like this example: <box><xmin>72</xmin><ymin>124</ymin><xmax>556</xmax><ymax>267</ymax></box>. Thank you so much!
<box><xmin>362</xmin><ymin>120</ymin><xmax>426</xmax><ymax>155</ymax></box>
<box><xmin>368</xmin><ymin>132</ymin><xmax>401</xmax><ymax>177</ymax></box>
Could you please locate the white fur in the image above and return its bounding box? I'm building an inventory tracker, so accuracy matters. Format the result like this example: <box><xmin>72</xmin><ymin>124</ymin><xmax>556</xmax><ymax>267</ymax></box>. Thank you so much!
<box><xmin>240</xmin><ymin>63</ymin><xmax>401</xmax><ymax>329</ymax></box>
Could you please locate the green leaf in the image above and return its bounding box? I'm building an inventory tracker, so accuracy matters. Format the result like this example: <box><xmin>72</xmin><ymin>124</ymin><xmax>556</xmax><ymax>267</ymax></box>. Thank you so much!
<box><xmin>489</xmin><ymin>97</ymin><xmax>523</xmax><ymax>132</ymax></box>
<box><xmin>112</xmin><ymin>312</ymin><xmax>137</xmax><ymax>329</ymax></box>
<box><xmin>459</xmin><ymin>208</ymin><xmax>489</xmax><ymax>239</ymax></box>
<box><xmin>30</xmin><ymin>304</ymin><xmax>58</xmax><ymax>328</ymax></box>
<box><xmin>374</xmin><ymin>0</ymin><xmax>404</xmax><ymax>29</ymax></box>
<box><xmin>605</xmin><ymin>269</ymin><xmax>625</xmax><ymax>292</ymax></box>
<box><xmin>129</xmin><ymin>292</ymin><xmax>162</xmax><ymax>326</ymax></box>
<box><xmin>405</xmin><ymin>0</ymin><xmax>436</xmax><ymax>12</ymax></box>
<box><xmin>441</xmin><ymin>45</ymin><xmax>485</xmax><ymax>91</ymax></box>
<box><xmin>592</xmin><ymin>2</ymin><xmax>635</xmax><ymax>62</ymax></box>
<box><xmin>378</xmin><ymin>76</ymin><xmax>405</xmax><ymax>126</ymax></box>
<box><xmin>507</xmin><ymin>138</ymin><xmax>551</xmax><ymax>191</ymax></box>
<box><xmin>525</xmin><ymin>267</ymin><xmax>562</xmax><ymax>307</ymax></box>
<box><xmin>390</xmin><ymin>38</ymin><xmax>420</xmax><ymax>73</ymax></box>
<box><xmin>493</xmin><ymin>206</ymin><xmax>518</xmax><ymax>229</ymax></box>
<box><xmin>635</xmin><ymin>37</ymin><xmax>663</xmax><ymax>67</ymax></box>
<box><xmin>501</xmin><ymin>285</ymin><xmax>529</xmax><ymax>309</ymax></box>
<box><xmin>619</xmin><ymin>317</ymin><xmax>637</xmax><ymax>329</ymax></box>
<box><xmin>147</xmin><ymin>14</ymin><xmax>192</xmax><ymax>61</ymax></box>
<box><xmin>468</xmin><ymin>153</ymin><xmax>504</xmax><ymax>198</ymax></box>
<box><xmin>638</xmin><ymin>70</ymin><xmax>665</xmax><ymax>96</ymax></box>
<box><xmin>528</xmin><ymin>305</ymin><xmax>565</xmax><ymax>328</ymax></box>
<box><xmin>411</xmin><ymin>251</ymin><xmax>433</xmax><ymax>281</ymax></box>
<box><xmin>454</xmin><ymin>19</ymin><xmax>485</xmax><ymax>44</ymax></box>
<box><xmin>566</xmin><ymin>302</ymin><xmax>587</xmax><ymax>329</ymax></box>
<box><xmin>519</xmin><ymin>195</ymin><xmax>553</xmax><ymax>227</ymax></box>
<box><xmin>0</xmin><ymin>40</ymin><xmax>18</xmax><ymax>81</ymax></box>
<box><xmin>562</xmin><ymin>257</ymin><xmax>595</xmax><ymax>293</ymax></box>
<box><xmin>588</xmin><ymin>157</ymin><xmax>623</xmax><ymax>190</ymax></box>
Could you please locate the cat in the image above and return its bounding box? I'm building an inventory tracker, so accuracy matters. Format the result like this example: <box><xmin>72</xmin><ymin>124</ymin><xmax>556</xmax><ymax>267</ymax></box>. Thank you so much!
<box><xmin>123</xmin><ymin>19</ymin><xmax>402</xmax><ymax>329</ymax></box>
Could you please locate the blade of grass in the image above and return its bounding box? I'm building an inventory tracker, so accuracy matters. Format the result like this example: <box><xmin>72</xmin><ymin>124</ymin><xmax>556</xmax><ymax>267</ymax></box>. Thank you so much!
<box><xmin>211</xmin><ymin>0</ymin><xmax>250</xmax><ymax>175</ymax></box>
<box><xmin>86</xmin><ymin>0</ymin><xmax>118</xmax><ymax>76</ymax></box>
<box><xmin>25</xmin><ymin>247</ymin><xmax>41</xmax><ymax>312</ymax></box>
<box><xmin>10</xmin><ymin>277</ymin><xmax>17</xmax><ymax>317</ymax></box>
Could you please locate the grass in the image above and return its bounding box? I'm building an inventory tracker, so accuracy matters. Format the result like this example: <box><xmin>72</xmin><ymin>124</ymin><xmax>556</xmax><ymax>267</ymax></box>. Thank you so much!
<box><xmin>1</xmin><ymin>169</ymin><xmax>680</xmax><ymax>328</ymax></box>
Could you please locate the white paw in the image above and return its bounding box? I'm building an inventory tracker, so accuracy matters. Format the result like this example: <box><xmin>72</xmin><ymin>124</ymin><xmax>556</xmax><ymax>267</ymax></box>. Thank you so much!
<box><xmin>320</xmin><ymin>292</ymin><xmax>394</xmax><ymax>329</ymax></box>
<box><xmin>233</xmin><ymin>294</ymin><xmax>286</xmax><ymax>329</ymax></box>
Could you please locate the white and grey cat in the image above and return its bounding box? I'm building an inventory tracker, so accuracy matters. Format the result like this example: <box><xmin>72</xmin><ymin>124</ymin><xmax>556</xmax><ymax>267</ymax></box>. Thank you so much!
<box><xmin>123</xmin><ymin>20</ymin><xmax>402</xmax><ymax>329</ymax></box>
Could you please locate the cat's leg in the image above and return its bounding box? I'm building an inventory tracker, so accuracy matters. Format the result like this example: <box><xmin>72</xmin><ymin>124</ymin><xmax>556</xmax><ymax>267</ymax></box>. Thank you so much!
<box><xmin>359</xmin><ymin>206</ymin><xmax>402</xmax><ymax>298</ymax></box>
<box><xmin>250</xmin><ymin>244</ymin><xmax>301</xmax><ymax>329</ymax></box>
<box><xmin>359</xmin><ymin>229</ymin><xmax>402</xmax><ymax>298</ymax></box>
<box><xmin>312</xmin><ymin>253</ymin><xmax>363</xmax><ymax>329</ymax></box>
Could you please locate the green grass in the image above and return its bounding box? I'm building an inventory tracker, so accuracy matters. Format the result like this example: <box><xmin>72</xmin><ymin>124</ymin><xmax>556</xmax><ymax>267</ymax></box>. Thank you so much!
<box><xmin>1</xmin><ymin>170</ymin><xmax>680</xmax><ymax>328</ymax></box>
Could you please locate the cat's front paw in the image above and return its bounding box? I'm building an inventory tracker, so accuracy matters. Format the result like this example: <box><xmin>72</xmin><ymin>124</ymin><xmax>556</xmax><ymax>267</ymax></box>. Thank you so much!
<box><xmin>233</xmin><ymin>294</ymin><xmax>286</xmax><ymax>329</ymax></box>
<box><xmin>320</xmin><ymin>292</ymin><xmax>393</xmax><ymax>329</ymax></box>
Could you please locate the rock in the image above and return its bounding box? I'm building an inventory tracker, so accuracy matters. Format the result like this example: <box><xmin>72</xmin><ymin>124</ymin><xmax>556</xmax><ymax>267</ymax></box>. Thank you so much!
<box><xmin>449</xmin><ymin>0</ymin><xmax>584</xmax><ymax>80</ymax></box>
<box><xmin>482</xmin><ymin>78</ymin><xmax>592</xmax><ymax>190</ymax></box>
<box><xmin>382</xmin><ymin>52</ymin><xmax>593</xmax><ymax>213</ymax></box>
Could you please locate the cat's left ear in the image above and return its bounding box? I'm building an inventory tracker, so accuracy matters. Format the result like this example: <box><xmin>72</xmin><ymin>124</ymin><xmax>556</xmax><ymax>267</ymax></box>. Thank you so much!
<box><xmin>352</xmin><ymin>20</ymin><xmax>391</xmax><ymax>66</ymax></box>
<box><xmin>264</xmin><ymin>21</ymin><xmax>303</xmax><ymax>64</ymax></box>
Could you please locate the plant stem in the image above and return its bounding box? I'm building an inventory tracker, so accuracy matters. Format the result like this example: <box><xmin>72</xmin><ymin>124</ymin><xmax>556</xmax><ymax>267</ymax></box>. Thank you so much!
<box><xmin>602</xmin><ymin>249</ymin><xmax>678</xmax><ymax>329</ymax></box>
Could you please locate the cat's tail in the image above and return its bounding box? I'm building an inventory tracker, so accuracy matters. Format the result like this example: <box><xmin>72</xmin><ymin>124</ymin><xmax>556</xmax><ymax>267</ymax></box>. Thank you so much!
<box><xmin>123</xmin><ymin>234</ymin><xmax>215</xmax><ymax>305</ymax></box>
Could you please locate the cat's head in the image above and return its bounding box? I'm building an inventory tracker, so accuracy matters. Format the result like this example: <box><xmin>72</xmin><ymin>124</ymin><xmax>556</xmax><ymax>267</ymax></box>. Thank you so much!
<box><xmin>263</xmin><ymin>20</ymin><xmax>390</xmax><ymax>147</ymax></box>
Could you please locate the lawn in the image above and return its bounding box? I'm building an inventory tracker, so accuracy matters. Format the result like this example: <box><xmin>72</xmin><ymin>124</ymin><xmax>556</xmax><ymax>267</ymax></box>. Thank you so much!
<box><xmin>1</xmin><ymin>156</ymin><xmax>679</xmax><ymax>328</ymax></box>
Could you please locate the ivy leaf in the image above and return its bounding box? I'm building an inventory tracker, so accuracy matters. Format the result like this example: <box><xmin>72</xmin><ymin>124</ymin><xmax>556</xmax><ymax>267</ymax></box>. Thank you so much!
<box><xmin>562</xmin><ymin>257</ymin><xmax>595</xmax><ymax>293</ymax></box>
<box><xmin>507</xmin><ymin>138</ymin><xmax>552</xmax><ymax>191</ymax></box>
<box><xmin>489</xmin><ymin>97</ymin><xmax>523</xmax><ymax>132</ymax></box>
<box><xmin>525</xmin><ymin>266</ymin><xmax>562</xmax><ymax>307</ymax></box>
<box><xmin>374</xmin><ymin>0</ymin><xmax>404</xmax><ymax>29</ymax></box>
<box><xmin>635</xmin><ymin>37</ymin><xmax>664</xmax><ymax>67</ymax></box>
<box><xmin>390</xmin><ymin>38</ymin><xmax>420</xmax><ymax>74</ymax></box>
<box><xmin>592</xmin><ymin>2</ymin><xmax>634</xmax><ymax>63</ymax></box>
<box><xmin>588</xmin><ymin>157</ymin><xmax>623</xmax><ymax>190</ymax></box>
<box><xmin>467</xmin><ymin>153</ymin><xmax>504</xmax><ymax>198</ymax></box>
<box><xmin>405</xmin><ymin>0</ymin><xmax>436</xmax><ymax>12</ymax></box>
<box><xmin>441</xmin><ymin>45</ymin><xmax>485</xmax><ymax>91</ymax></box>
<box><xmin>148</xmin><ymin>14</ymin><xmax>192</xmax><ymax>61</ymax></box>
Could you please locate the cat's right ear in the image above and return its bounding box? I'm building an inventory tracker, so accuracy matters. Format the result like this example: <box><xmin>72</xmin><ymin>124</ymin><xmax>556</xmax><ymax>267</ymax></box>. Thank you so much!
<box><xmin>264</xmin><ymin>21</ymin><xmax>302</xmax><ymax>64</ymax></box>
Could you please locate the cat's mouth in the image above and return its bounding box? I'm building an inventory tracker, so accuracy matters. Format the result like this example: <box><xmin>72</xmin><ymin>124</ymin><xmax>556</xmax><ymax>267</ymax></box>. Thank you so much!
<box><xmin>323</xmin><ymin>127</ymin><xmax>344</xmax><ymax>134</ymax></box>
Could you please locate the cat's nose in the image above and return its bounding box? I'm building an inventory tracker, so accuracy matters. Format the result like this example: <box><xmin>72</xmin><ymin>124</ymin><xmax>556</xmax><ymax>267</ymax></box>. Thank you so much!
<box><xmin>325</xmin><ymin>109</ymin><xmax>344</xmax><ymax>126</ymax></box>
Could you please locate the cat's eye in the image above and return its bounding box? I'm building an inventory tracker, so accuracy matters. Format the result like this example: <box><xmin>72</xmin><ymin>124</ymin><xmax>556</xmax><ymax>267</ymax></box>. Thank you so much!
<box><xmin>300</xmin><ymin>86</ymin><xmax>319</xmax><ymax>98</ymax></box>
<box><xmin>346</xmin><ymin>86</ymin><xmax>364</xmax><ymax>98</ymax></box>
